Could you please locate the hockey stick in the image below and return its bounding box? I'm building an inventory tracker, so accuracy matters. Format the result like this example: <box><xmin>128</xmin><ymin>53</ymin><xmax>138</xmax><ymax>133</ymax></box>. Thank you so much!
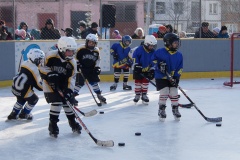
<box><xmin>165</xmin><ymin>72</ymin><xmax>222</xmax><ymax>123</ymax></box>
<box><xmin>140</xmin><ymin>73</ymin><xmax>193</xmax><ymax>108</ymax></box>
<box><xmin>74</xmin><ymin>106</ymin><xmax>97</xmax><ymax>117</ymax></box>
<box><xmin>79</xmin><ymin>72</ymin><xmax>102</xmax><ymax>107</ymax></box>
<box><xmin>18</xmin><ymin>54</ymin><xmax>23</xmax><ymax>72</ymax></box>
<box><xmin>58</xmin><ymin>89</ymin><xmax>114</xmax><ymax>147</ymax></box>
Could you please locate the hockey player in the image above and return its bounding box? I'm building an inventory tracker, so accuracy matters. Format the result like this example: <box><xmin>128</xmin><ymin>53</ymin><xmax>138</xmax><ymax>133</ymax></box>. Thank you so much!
<box><xmin>151</xmin><ymin>33</ymin><xmax>183</xmax><ymax>121</ymax></box>
<box><xmin>110</xmin><ymin>35</ymin><xmax>133</xmax><ymax>91</ymax></box>
<box><xmin>74</xmin><ymin>34</ymin><xmax>106</xmax><ymax>105</ymax></box>
<box><xmin>132</xmin><ymin>35</ymin><xmax>157</xmax><ymax>104</ymax></box>
<box><xmin>39</xmin><ymin>36</ymin><xmax>82</xmax><ymax>137</ymax></box>
<box><xmin>7</xmin><ymin>48</ymin><xmax>44</xmax><ymax>120</ymax></box>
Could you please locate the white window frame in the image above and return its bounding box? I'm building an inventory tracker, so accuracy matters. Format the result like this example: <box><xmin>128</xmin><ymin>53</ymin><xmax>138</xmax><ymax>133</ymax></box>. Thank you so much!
<box><xmin>209</xmin><ymin>3</ymin><xmax>218</xmax><ymax>15</ymax></box>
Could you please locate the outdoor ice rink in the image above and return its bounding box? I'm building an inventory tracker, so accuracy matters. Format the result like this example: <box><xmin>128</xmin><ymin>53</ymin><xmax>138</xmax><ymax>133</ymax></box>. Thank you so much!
<box><xmin>0</xmin><ymin>78</ymin><xmax>239</xmax><ymax>160</ymax></box>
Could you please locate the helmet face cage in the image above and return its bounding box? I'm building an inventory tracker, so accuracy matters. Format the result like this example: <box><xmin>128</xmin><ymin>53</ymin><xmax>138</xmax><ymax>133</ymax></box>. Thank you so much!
<box><xmin>163</xmin><ymin>33</ymin><xmax>180</xmax><ymax>51</ymax></box>
<box><xmin>86</xmin><ymin>34</ymin><xmax>98</xmax><ymax>49</ymax></box>
<box><xmin>58</xmin><ymin>37</ymin><xmax>77</xmax><ymax>60</ymax></box>
<box><xmin>122</xmin><ymin>35</ymin><xmax>132</xmax><ymax>47</ymax></box>
<box><xmin>27</xmin><ymin>49</ymin><xmax>45</xmax><ymax>66</ymax></box>
<box><xmin>144</xmin><ymin>35</ymin><xmax>157</xmax><ymax>51</ymax></box>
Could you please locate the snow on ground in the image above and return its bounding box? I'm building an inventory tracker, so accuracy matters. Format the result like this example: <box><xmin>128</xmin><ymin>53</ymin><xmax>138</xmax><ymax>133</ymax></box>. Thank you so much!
<box><xmin>0</xmin><ymin>78</ymin><xmax>239</xmax><ymax>160</ymax></box>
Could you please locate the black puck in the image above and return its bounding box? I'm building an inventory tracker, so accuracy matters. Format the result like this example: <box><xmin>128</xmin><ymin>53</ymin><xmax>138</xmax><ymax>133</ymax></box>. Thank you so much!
<box><xmin>216</xmin><ymin>123</ymin><xmax>221</xmax><ymax>127</ymax></box>
<box><xmin>211</xmin><ymin>78</ymin><xmax>214</xmax><ymax>80</ymax></box>
<box><xmin>99</xmin><ymin>111</ymin><xmax>104</xmax><ymax>114</ymax></box>
<box><xmin>118</xmin><ymin>142</ymin><xmax>125</xmax><ymax>146</ymax></box>
<box><xmin>135</xmin><ymin>132</ymin><xmax>141</xmax><ymax>136</ymax></box>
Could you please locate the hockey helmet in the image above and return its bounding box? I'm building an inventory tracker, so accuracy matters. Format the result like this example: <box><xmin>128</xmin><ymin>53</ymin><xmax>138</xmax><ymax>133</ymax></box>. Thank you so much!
<box><xmin>86</xmin><ymin>33</ymin><xmax>98</xmax><ymax>49</ymax></box>
<box><xmin>27</xmin><ymin>48</ymin><xmax>45</xmax><ymax>66</ymax></box>
<box><xmin>122</xmin><ymin>35</ymin><xmax>132</xmax><ymax>47</ymax></box>
<box><xmin>163</xmin><ymin>33</ymin><xmax>180</xmax><ymax>51</ymax></box>
<box><xmin>144</xmin><ymin>35</ymin><xmax>157</xmax><ymax>51</ymax></box>
<box><xmin>57</xmin><ymin>36</ymin><xmax>77</xmax><ymax>60</ymax></box>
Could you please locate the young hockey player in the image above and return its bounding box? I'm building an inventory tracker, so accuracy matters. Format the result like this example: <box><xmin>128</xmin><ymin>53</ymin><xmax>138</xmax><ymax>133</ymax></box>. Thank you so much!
<box><xmin>151</xmin><ymin>33</ymin><xmax>183</xmax><ymax>121</ymax></box>
<box><xmin>7</xmin><ymin>48</ymin><xmax>44</xmax><ymax>120</ymax></box>
<box><xmin>39</xmin><ymin>36</ymin><xmax>82</xmax><ymax>138</ymax></box>
<box><xmin>110</xmin><ymin>35</ymin><xmax>133</xmax><ymax>91</ymax></box>
<box><xmin>132</xmin><ymin>35</ymin><xmax>157</xmax><ymax>104</ymax></box>
<box><xmin>73</xmin><ymin>34</ymin><xmax>106</xmax><ymax>105</ymax></box>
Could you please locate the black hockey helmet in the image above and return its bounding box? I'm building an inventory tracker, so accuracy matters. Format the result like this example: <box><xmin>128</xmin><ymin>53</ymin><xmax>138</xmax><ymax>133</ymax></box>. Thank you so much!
<box><xmin>163</xmin><ymin>33</ymin><xmax>180</xmax><ymax>51</ymax></box>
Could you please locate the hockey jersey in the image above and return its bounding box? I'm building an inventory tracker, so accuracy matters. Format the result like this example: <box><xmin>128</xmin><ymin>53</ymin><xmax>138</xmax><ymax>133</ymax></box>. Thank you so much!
<box><xmin>151</xmin><ymin>47</ymin><xmax>183</xmax><ymax>79</ymax></box>
<box><xmin>39</xmin><ymin>50</ymin><xmax>77</xmax><ymax>93</ymax></box>
<box><xmin>110</xmin><ymin>42</ymin><xmax>132</xmax><ymax>69</ymax></box>
<box><xmin>12</xmin><ymin>60</ymin><xmax>42</xmax><ymax>98</ymax></box>
<box><xmin>132</xmin><ymin>45</ymin><xmax>155</xmax><ymax>72</ymax></box>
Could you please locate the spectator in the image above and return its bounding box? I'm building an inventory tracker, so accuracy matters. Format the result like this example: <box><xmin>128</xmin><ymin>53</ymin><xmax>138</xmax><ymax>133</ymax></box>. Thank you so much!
<box><xmin>218</xmin><ymin>26</ymin><xmax>229</xmax><ymax>38</ymax></box>
<box><xmin>15</xmin><ymin>22</ymin><xmax>32</xmax><ymax>40</ymax></box>
<box><xmin>212</xmin><ymin>27</ymin><xmax>220</xmax><ymax>38</ymax></box>
<box><xmin>178</xmin><ymin>31</ymin><xmax>187</xmax><ymax>38</ymax></box>
<box><xmin>0</xmin><ymin>20</ymin><xmax>13</xmax><ymax>40</ymax></box>
<box><xmin>15</xmin><ymin>29</ymin><xmax>27</xmax><ymax>40</ymax></box>
<box><xmin>112</xmin><ymin>30</ymin><xmax>122</xmax><ymax>39</ymax></box>
<box><xmin>78</xmin><ymin>20</ymin><xmax>88</xmax><ymax>39</ymax></box>
<box><xmin>194</xmin><ymin>22</ymin><xmax>215</xmax><ymax>38</ymax></box>
<box><xmin>40</xmin><ymin>18</ymin><xmax>61</xmax><ymax>40</ymax></box>
<box><xmin>30</xmin><ymin>29</ymin><xmax>41</xmax><ymax>40</ymax></box>
<box><xmin>156</xmin><ymin>25</ymin><xmax>167</xmax><ymax>38</ymax></box>
<box><xmin>86</xmin><ymin>22</ymin><xmax>100</xmax><ymax>37</ymax></box>
<box><xmin>165</xmin><ymin>24</ymin><xmax>173</xmax><ymax>33</ymax></box>
<box><xmin>62</xmin><ymin>28</ymin><xmax>74</xmax><ymax>37</ymax></box>
<box><xmin>131</xmin><ymin>27</ymin><xmax>145</xmax><ymax>39</ymax></box>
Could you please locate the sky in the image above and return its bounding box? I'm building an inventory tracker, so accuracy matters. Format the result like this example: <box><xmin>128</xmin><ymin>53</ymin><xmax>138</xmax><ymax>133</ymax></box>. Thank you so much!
<box><xmin>0</xmin><ymin>78</ymin><xmax>239</xmax><ymax>160</ymax></box>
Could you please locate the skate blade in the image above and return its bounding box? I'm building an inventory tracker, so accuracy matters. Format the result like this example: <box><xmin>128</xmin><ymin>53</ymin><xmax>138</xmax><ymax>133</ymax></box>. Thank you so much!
<box><xmin>159</xmin><ymin>117</ymin><xmax>166</xmax><ymax>122</ymax></box>
<box><xmin>174</xmin><ymin>116</ymin><xmax>181</xmax><ymax>121</ymax></box>
<box><xmin>49</xmin><ymin>132</ymin><xmax>58</xmax><ymax>138</ymax></box>
<box><xmin>72</xmin><ymin>130</ymin><xmax>81</xmax><ymax>134</ymax></box>
<box><xmin>142</xmin><ymin>101</ymin><xmax>149</xmax><ymax>105</ymax></box>
<box><xmin>5</xmin><ymin>118</ymin><xmax>32</xmax><ymax>122</ymax></box>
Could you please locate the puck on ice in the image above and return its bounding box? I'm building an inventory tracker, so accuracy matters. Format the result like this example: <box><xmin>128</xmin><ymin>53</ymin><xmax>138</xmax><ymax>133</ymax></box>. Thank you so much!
<box><xmin>99</xmin><ymin>111</ymin><xmax>104</xmax><ymax>114</ymax></box>
<box><xmin>118</xmin><ymin>143</ymin><xmax>125</xmax><ymax>146</ymax></box>
<box><xmin>216</xmin><ymin>123</ymin><xmax>221</xmax><ymax>127</ymax></box>
<box><xmin>211</xmin><ymin>78</ymin><xmax>214</xmax><ymax>80</ymax></box>
<box><xmin>135</xmin><ymin>132</ymin><xmax>141</xmax><ymax>136</ymax></box>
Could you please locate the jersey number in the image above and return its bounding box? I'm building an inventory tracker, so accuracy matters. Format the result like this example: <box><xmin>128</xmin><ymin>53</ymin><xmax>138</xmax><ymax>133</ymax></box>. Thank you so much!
<box><xmin>13</xmin><ymin>73</ymin><xmax>28</xmax><ymax>90</ymax></box>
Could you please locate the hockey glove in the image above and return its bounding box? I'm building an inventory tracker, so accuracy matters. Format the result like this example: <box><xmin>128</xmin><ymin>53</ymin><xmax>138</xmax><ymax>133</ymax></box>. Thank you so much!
<box><xmin>159</xmin><ymin>61</ymin><xmax>167</xmax><ymax>74</ymax></box>
<box><xmin>112</xmin><ymin>52</ymin><xmax>118</xmax><ymax>60</ymax></box>
<box><xmin>47</xmin><ymin>71</ymin><xmax>59</xmax><ymax>90</ymax></box>
<box><xmin>63</xmin><ymin>88</ymin><xmax>74</xmax><ymax>105</ymax></box>
<box><xmin>170</xmin><ymin>78</ymin><xmax>179</xmax><ymax>87</ymax></box>
<box><xmin>134</xmin><ymin>64</ymin><xmax>142</xmax><ymax>74</ymax></box>
<box><xmin>94</xmin><ymin>67</ymin><xmax>101</xmax><ymax>75</ymax></box>
<box><xmin>147</xmin><ymin>68</ymin><xmax>155</xmax><ymax>80</ymax></box>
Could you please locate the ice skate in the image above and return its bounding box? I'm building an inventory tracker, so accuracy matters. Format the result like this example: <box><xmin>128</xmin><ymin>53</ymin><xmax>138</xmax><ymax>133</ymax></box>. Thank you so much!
<box><xmin>141</xmin><ymin>94</ymin><xmax>149</xmax><ymax>105</ymax></box>
<box><xmin>18</xmin><ymin>109</ymin><xmax>33</xmax><ymax>120</ymax></box>
<box><xmin>97</xmin><ymin>94</ymin><xmax>107</xmax><ymax>104</ymax></box>
<box><xmin>123</xmin><ymin>84</ymin><xmax>132</xmax><ymax>90</ymax></box>
<box><xmin>133</xmin><ymin>94</ymin><xmax>140</xmax><ymax>104</ymax></box>
<box><xmin>48</xmin><ymin>120</ymin><xmax>59</xmax><ymax>138</ymax></box>
<box><xmin>69</xmin><ymin>120</ymin><xmax>82</xmax><ymax>134</ymax></box>
<box><xmin>158</xmin><ymin>105</ymin><xmax>167</xmax><ymax>122</ymax></box>
<box><xmin>110</xmin><ymin>83</ymin><xmax>117</xmax><ymax>91</ymax></box>
<box><xmin>172</xmin><ymin>105</ymin><xmax>181</xmax><ymax>121</ymax></box>
<box><xmin>6</xmin><ymin>110</ymin><xmax>18</xmax><ymax>121</ymax></box>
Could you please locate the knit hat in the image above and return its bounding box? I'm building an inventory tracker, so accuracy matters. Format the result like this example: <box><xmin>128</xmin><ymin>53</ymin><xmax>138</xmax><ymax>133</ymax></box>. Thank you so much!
<box><xmin>79</xmin><ymin>21</ymin><xmax>86</xmax><ymax>28</ymax></box>
<box><xmin>114</xmin><ymin>30</ymin><xmax>119</xmax><ymax>35</ymax></box>
<box><xmin>213</xmin><ymin>27</ymin><xmax>220</xmax><ymax>34</ymax></box>
<box><xmin>202</xmin><ymin>22</ymin><xmax>209</xmax><ymax>27</ymax></box>
<box><xmin>159</xmin><ymin>25</ymin><xmax>166</xmax><ymax>31</ymax></box>
<box><xmin>45</xmin><ymin>18</ymin><xmax>54</xmax><ymax>25</ymax></box>
<box><xmin>91</xmin><ymin>22</ymin><xmax>98</xmax><ymax>28</ymax></box>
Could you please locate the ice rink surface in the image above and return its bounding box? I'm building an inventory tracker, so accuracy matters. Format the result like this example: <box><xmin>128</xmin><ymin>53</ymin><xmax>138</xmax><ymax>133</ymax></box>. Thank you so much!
<box><xmin>0</xmin><ymin>78</ymin><xmax>239</xmax><ymax>160</ymax></box>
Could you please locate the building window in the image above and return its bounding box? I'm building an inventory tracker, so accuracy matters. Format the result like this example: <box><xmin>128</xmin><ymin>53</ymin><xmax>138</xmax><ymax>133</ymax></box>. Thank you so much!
<box><xmin>209</xmin><ymin>3</ymin><xmax>218</xmax><ymax>15</ymax></box>
<box><xmin>112</xmin><ymin>2</ymin><xmax>136</xmax><ymax>22</ymax></box>
<box><xmin>156</xmin><ymin>2</ymin><xmax>165</xmax><ymax>14</ymax></box>
<box><xmin>226</xmin><ymin>24</ymin><xmax>238</xmax><ymax>34</ymax></box>
<box><xmin>174</xmin><ymin>2</ymin><xmax>183</xmax><ymax>14</ymax></box>
<box><xmin>209</xmin><ymin>23</ymin><xmax>218</xmax><ymax>30</ymax></box>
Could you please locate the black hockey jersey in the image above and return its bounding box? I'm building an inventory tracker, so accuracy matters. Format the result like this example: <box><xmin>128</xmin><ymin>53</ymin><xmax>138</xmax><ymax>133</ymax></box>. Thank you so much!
<box><xmin>12</xmin><ymin>60</ymin><xmax>42</xmax><ymax>98</ymax></box>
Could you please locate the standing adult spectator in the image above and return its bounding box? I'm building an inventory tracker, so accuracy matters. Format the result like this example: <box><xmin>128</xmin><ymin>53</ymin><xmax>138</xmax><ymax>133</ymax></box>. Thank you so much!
<box><xmin>86</xmin><ymin>22</ymin><xmax>100</xmax><ymax>37</ymax></box>
<box><xmin>155</xmin><ymin>25</ymin><xmax>167</xmax><ymax>38</ymax></box>
<box><xmin>0</xmin><ymin>20</ymin><xmax>13</xmax><ymax>40</ymax></box>
<box><xmin>131</xmin><ymin>27</ymin><xmax>145</xmax><ymax>39</ymax></box>
<box><xmin>194</xmin><ymin>22</ymin><xmax>215</xmax><ymax>38</ymax></box>
<box><xmin>218</xmin><ymin>26</ymin><xmax>229</xmax><ymax>38</ymax></box>
<box><xmin>112</xmin><ymin>30</ymin><xmax>122</xmax><ymax>39</ymax></box>
<box><xmin>30</xmin><ymin>29</ymin><xmax>41</xmax><ymax>40</ymax></box>
<box><xmin>15</xmin><ymin>22</ymin><xmax>32</xmax><ymax>40</ymax></box>
<box><xmin>40</xmin><ymin>18</ymin><xmax>61</xmax><ymax>40</ymax></box>
<box><xmin>78</xmin><ymin>20</ymin><xmax>88</xmax><ymax>39</ymax></box>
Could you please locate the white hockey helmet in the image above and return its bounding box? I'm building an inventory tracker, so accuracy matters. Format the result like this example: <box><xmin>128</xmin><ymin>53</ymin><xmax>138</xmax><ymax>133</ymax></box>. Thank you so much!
<box><xmin>57</xmin><ymin>36</ymin><xmax>77</xmax><ymax>60</ymax></box>
<box><xmin>144</xmin><ymin>35</ymin><xmax>157</xmax><ymax>51</ymax></box>
<box><xmin>27</xmin><ymin>48</ymin><xmax>45</xmax><ymax>66</ymax></box>
<box><xmin>86</xmin><ymin>33</ymin><xmax>98</xmax><ymax>49</ymax></box>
